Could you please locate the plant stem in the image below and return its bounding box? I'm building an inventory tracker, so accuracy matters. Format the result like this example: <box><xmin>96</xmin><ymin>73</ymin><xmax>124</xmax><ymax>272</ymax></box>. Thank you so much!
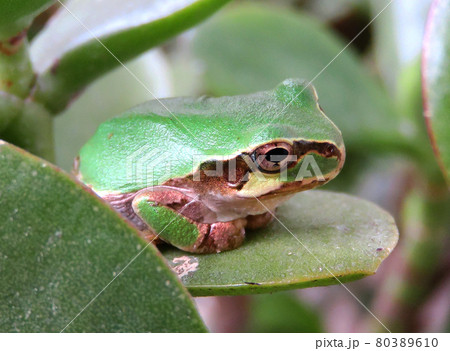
<box><xmin>1</xmin><ymin>101</ymin><xmax>54</xmax><ymax>161</ymax></box>
<box><xmin>0</xmin><ymin>91</ymin><xmax>24</xmax><ymax>133</ymax></box>
<box><xmin>0</xmin><ymin>28</ymin><xmax>54</xmax><ymax>161</ymax></box>
<box><xmin>0</xmin><ymin>31</ymin><xmax>35</xmax><ymax>98</ymax></box>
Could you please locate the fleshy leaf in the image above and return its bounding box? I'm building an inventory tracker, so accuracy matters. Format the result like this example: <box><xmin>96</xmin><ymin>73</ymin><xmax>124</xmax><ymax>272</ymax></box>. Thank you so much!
<box><xmin>422</xmin><ymin>0</ymin><xmax>450</xmax><ymax>184</ymax></box>
<box><xmin>30</xmin><ymin>0</ymin><xmax>230</xmax><ymax>113</ymax></box>
<box><xmin>162</xmin><ymin>191</ymin><xmax>399</xmax><ymax>296</ymax></box>
<box><xmin>0</xmin><ymin>141</ymin><xmax>206</xmax><ymax>332</ymax></box>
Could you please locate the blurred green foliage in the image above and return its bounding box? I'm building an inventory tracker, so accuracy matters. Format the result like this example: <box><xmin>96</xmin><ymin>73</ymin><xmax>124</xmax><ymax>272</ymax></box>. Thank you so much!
<box><xmin>247</xmin><ymin>292</ymin><xmax>323</xmax><ymax>333</ymax></box>
<box><xmin>422</xmin><ymin>0</ymin><xmax>450</xmax><ymax>183</ymax></box>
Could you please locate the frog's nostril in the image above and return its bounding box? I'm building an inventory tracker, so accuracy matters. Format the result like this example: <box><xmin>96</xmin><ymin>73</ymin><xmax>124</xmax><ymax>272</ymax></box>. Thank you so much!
<box><xmin>324</xmin><ymin>144</ymin><xmax>336</xmax><ymax>157</ymax></box>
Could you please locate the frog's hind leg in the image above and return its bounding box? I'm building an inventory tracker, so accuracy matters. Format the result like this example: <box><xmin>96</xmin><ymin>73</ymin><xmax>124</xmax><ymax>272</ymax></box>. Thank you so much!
<box><xmin>132</xmin><ymin>193</ymin><xmax>246</xmax><ymax>253</ymax></box>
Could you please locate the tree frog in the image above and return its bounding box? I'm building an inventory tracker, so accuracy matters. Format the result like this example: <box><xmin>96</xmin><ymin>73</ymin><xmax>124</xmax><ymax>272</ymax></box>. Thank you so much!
<box><xmin>75</xmin><ymin>79</ymin><xmax>345</xmax><ymax>253</ymax></box>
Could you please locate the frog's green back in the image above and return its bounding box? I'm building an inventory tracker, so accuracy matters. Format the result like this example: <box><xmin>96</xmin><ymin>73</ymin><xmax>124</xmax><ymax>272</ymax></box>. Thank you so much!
<box><xmin>78</xmin><ymin>79</ymin><xmax>343</xmax><ymax>193</ymax></box>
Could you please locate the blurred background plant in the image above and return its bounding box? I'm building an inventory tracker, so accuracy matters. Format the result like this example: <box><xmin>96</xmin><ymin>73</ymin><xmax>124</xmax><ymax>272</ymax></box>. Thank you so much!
<box><xmin>0</xmin><ymin>0</ymin><xmax>449</xmax><ymax>332</ymax></box>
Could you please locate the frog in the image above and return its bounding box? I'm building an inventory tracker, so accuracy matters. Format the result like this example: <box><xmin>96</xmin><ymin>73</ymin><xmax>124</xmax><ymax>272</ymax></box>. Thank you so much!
<box><xmin>75</xmin><ymin>79</ymin><xmax>345</xmax><ymax>253</ymax></box>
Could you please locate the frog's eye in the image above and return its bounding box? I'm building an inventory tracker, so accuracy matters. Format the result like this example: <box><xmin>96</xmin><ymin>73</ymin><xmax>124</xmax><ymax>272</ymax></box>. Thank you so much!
<box><xmin>251</xmin><ymin>142</ymin><xmax>295</xmax><ymax>173</ymax></box>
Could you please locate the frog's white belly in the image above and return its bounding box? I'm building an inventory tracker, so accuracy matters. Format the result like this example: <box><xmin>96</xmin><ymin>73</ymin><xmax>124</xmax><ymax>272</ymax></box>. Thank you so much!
<box><xmin>199</xmin><ymin>192</ymin><xmax>294</xmax><ymax>222</ymax></box>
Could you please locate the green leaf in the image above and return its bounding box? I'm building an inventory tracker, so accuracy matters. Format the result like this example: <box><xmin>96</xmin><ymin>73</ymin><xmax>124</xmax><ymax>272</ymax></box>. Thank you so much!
<box><xmin>0</xmin><ymin>141</ymin><xmax>206</xmax><ymax>332</ymax></box>
<box><xmin>422</xmin><ymin>0</ymin><xmax>450</xmax><ymax>184</ymax></box>
<box><xmin>0</xmin><ymin>0</ymin><xmax>56</xmax><ymax>38</ymax></box>
<box><xmin>162</xmin><ymin>190</ymin><xmax>399</xmax><ymax>296</ymax></box>
<box><xmin>30</xmin><ymin>0</ymin><xmax>230</xmax><ymax>113</ymax></box>
<box><xmin>192</xmin><ymin>4</ymin><xmax>410</xmax><ymax>154</ymax></box>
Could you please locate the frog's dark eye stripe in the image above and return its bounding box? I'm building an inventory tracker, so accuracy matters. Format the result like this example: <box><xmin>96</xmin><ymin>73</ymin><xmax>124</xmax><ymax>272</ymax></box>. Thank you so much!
<box><xmin>248</xmin><ymin>140</ymin><xmax>340</xmax><ymax>175</ymax></box>
<box><xmin>251</xmin><ymin>142</ymin><xmax>295</xmax><ymax>173</ymax></box>
<box><xmin>294</xmin><ymin>140</ymin><xmax>341</xmax><ymax>159</ymax></box>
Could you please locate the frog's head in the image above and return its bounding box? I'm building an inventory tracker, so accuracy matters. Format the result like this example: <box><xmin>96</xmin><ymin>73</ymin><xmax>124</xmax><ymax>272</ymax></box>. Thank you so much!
<box><xmin>199</xmin><ymin>79</ymin><xmax>345</xmax><ymax>201</ymax></box>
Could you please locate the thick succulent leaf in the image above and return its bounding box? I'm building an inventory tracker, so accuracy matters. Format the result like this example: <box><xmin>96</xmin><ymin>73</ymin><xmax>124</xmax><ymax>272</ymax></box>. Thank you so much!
<box><xmin>163</xmin><ymin>191</ymin><xmax>399</xmax><ymax>296</ymax></box>
<box><xmin>192</xmin><ymin>4</ymin><xmax>409</xmax><ymax>153</ymax></box>
<box><xmin>0</xmin><ymin>141</ymin><xmax>206</xmax><ymax>332</ymax></box>
<box><xmin>0</xmin><ymin>0</ymin><xmax>56</xmax><ymax>38</ymax></box>
<box><xmin>422</xmin><ymin>0</ymin><xmax>450</xmax><ymax>183</ymax></box>
<box><xmin>30</xmin><ymin>0</ymin><xmax>230</xmax><ymax>113</ymax></box>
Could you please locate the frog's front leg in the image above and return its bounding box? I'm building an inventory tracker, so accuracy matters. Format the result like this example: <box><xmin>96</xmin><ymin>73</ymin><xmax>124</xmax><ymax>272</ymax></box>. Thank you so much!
<box><xmin>132</xmin><ymin>191</ymin><xmax>246</xmax><ymax>253</ymax></box>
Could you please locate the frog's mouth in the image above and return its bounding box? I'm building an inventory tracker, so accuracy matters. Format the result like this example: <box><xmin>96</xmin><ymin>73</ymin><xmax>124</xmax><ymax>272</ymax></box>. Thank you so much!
<box><xmin>253</xmin><ymin>171</ymin><xmax>332</xmax><ymax>201</ymax></box>
<box><xmin>257</xmin><ymin>177</ymin><xmax>327</xmax><ymax>199</ymax></box>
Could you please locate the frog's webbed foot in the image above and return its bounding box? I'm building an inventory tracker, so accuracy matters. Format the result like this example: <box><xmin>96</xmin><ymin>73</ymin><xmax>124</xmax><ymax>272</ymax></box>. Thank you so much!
<box><xmin>190</xmin><ymin>218</ymin><xmax>247</xmax><ymax>253</ymax></box>
<box><xmin>194</xmin><ymin>212</ymin><xmax>275</xmax><ymax>252</ymax></box>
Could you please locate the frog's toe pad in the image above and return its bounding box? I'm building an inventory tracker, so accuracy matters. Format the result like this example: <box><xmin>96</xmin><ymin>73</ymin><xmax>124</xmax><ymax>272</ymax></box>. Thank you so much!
<box><xmin>190</xmin><ymin>218</ymin><xmax>247</xmax><ymax>254</ymax></box>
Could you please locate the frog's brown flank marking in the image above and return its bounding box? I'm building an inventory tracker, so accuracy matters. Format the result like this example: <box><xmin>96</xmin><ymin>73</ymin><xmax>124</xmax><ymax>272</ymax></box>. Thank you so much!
<box><xmin>191</xmin><ymin>156</ymin><xmax>250</xmax><ymax>193</ymax></box>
